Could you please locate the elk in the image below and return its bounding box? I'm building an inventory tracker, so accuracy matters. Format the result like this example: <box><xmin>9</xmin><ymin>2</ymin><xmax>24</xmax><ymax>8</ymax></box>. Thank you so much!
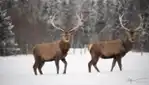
<box><xmin>87</xmin><ymin>13</ymin><xmax>143</xmax><ymax>73</ymax></box>
<box><xmin>32</xmin><ymin>13</ymin><xmax>84</xmax><ymax>75</ymax></box>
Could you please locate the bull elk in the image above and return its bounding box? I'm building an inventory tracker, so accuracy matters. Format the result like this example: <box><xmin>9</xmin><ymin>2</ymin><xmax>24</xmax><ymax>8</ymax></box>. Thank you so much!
<box><xmin>87</xmin><ymin>13</ymin><xmax>143</xmax><ymax>73</ymax></box>
<box><xmin>32</xmin><ymin>13</ymin><xmax>84</xmax><ymax>75</ymax></box>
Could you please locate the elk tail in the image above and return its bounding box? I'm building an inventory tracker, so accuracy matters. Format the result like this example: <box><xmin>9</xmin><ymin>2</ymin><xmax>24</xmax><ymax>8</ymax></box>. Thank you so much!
<box><xmin>88</xmin><ymin>44</ymin><xmax>93</xmax><ymax>51</ymax></box>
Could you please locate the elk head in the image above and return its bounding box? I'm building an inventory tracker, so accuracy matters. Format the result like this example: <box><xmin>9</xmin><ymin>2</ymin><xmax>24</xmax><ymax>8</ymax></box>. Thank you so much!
<box><xmin>119</xmin><ymin>13</ymin><xmax>143</xmax><ymax>43</ymax></box>
<box><xmin>49</xmin><ymin>13</ymin><xmax>84</xmax><ymax>43</ymax></box>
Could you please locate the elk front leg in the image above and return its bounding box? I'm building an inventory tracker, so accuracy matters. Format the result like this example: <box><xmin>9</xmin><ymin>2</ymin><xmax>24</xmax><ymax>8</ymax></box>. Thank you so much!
<box><xmin>117</xmin><ymin>58</ymin><xmax>122</xmax><ymax>71</ymax></box>
<box><xmin>55</xmin><ymin>57</ymin><xmax>60</xmax><ymax>74</ymax></box>
<box><xmin>61</xmin><ymin>58</ymin><xmax>67</xmax><ymax>74</ymax></box>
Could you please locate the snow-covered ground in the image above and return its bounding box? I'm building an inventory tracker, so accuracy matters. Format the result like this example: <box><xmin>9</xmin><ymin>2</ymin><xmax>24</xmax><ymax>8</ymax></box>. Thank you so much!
<box><xmin>0</xmin><ymin>48</ymin><xmax>149</xmax><ymax>85</ymax></box>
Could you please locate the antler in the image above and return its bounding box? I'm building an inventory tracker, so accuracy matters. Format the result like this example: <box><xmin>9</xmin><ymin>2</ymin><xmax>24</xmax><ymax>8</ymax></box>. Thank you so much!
<box><xmin>119</xmin><ymin>13</ymin><xmax>130</xmax><ymax>31</ymax></box>
<box><xmin>119</xmin><ymin>13</ymin><xmax>143</xmax><ymax>31</ymax></box>
<box><xmin>134</xmin><ymin>14</ymin><xmax>143</xmax><ymax>31</ymax></box>
<box><xmin>50</xmin><ymin>14</ymin><xmax>64</xmax><ymax>32</ymax></box>
<box><xmin>69</xmin><ymin>13</ymin><xmax>84</xmax><ymax>32</ymax></box>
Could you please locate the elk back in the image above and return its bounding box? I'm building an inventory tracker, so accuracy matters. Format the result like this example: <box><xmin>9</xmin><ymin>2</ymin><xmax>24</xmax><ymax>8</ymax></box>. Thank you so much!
<box><xmin>99</xmin><ymin>39</ymin><xmax>125</xmax><ymax>56</ymax></box>
<box><xmin>33</xmin><ymin>42</ymin><xmax>61</xmax><ymax>60</ymax></box>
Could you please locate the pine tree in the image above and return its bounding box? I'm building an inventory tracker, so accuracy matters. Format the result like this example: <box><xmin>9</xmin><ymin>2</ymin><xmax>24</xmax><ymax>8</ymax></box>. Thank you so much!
<box><xmin>0</xmin><ymin>7</ymin><xmax>20</xmax><ymax>56</ymax></box>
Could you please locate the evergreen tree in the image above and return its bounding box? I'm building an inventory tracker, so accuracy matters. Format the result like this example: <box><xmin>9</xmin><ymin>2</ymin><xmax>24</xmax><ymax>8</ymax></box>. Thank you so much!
<box><xmin>0</xmin><ymin>7</ymin><xmax>20</xmax><ymax>56</ymax></box>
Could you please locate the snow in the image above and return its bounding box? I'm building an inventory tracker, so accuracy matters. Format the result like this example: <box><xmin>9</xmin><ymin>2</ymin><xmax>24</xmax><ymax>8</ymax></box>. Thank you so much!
<box><xmin>0</xmin><ymin>48</ymin><xmax>149</xmax><ymax>85</ymax></box>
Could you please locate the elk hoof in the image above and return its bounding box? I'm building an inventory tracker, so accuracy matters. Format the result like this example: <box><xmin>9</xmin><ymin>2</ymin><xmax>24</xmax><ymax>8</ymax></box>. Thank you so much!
<box><xmin>110</xmin><ymin>69</ymin><xmax>113</xmax><ymax>72</ymax></box>
<box><xmin>63</xmin><ymin>72</ymin><xmax>66</xmax><ymax>74</ymax></box>
<box><xmin>63</xmin><ymin>71</ymin><xmax>66</xmax><ymax>74</ymax></box>
<box><xmin>40</xmin><ymin>73</ymin><xmax>43</xmax><ymax>75</ymax></box>
<box><xmin>34</xmin><ymin>74</ymin><xmax>37</xmax><ymax>76</ymax></box>
<box><xmin>34</xmin><ymin>73</ymin><xmax>37</xmax><ymax>75</ymax></box>
<box><xmin>88</xmin><ymin>71</ymin><xmax>91</xmax><ymax>73</ymax></box>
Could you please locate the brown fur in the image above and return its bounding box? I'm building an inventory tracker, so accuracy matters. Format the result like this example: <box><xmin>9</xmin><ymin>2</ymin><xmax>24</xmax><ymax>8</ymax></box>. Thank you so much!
<box><xmin>32</xmin><ymin>13</ymin><xmax>84</xmax><ymax>75</ymax></box>
<box><xmin>87</xmin><ymin>34</ymin><xmax>134</xmax><ymax>73</ymax></box>
<box><xmin>87</xmin><ymin>14</ymin><xmax>142</xmax><ymax>73</ymax></box>
<box><xmin>33</xmin><ymin>37</ymin><xmax>70</xmax><ymax>75</ymax></box>
<box><xmin>92</xmin><ymin>39</ymin><xmax>125</xmax><ymax>56</ymax></box>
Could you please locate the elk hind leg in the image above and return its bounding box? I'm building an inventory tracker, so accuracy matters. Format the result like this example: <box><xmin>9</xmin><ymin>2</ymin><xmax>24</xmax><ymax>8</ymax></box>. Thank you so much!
<box><xmin>33</xmin><ymin>60</ymin><xmax>38</xmax><ymax>75</ymax></box>
<box><xmin>92</xmin><ymin>57</ymin><xmax>100</xmax><ymax>72</ymax></box>
<box><xmin>38</xmin><ymin>61</ymin><xmax>45</xmax><ymax>75</ymax></box>
<box><xmin>88</xmin><ymin>59</ymin><xmax>93</xmax><ymax>73</ymax></box>
<box><xmin>61</xmin><ymin>58</ymin><xmax>67</xmax><ymax>74</ymax></box>
<box><xmin>88</xmin><ymin>51</ymin><xmax>94</xmax><ymax>73</ymax></box>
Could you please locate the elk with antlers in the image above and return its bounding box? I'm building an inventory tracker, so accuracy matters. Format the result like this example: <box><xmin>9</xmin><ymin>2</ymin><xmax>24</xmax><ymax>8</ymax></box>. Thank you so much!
<box><xmin>32</xmin><ymin>13</ymin><xmax>84</xmax><ymax>75</ymax></box>
<box><xmin>87</xmin><ymin>13</ymin><xmax>143</xmax><ymax>73</ymax></box>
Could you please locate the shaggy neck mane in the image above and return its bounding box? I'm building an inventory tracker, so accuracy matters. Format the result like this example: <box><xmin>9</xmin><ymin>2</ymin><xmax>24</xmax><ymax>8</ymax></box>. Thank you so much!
<box><xmin>59</xmin><ymin>39</ymin><xmax>70</xmax><ymax>54</ymax></box>
<box><xmin>122</xmin><ymin>36</ymin><xmax>133</xmax><ymax>53</ymax></box>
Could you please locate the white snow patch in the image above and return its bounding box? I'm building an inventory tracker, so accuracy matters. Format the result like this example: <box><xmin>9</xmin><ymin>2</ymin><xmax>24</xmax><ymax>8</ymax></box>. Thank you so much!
<box><xmin>0</xmin><ymin>49</ymin><xmax>149</xmax><ymax>85</ymax></box>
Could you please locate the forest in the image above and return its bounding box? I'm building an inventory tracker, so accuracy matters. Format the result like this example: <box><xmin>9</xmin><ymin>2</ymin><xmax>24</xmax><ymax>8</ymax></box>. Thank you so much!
<box><xmin>0</xmin><ymin>0</ymin><xmax>149</xmax><ymax>56</ymax></box>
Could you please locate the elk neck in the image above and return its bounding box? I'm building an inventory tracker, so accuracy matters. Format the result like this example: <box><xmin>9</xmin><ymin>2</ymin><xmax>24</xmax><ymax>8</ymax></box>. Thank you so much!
<box><xmin>122</xmin><ymin>36</ymin><xmax>134</xmax><ymax>53</ymax></box>
<box><xmin>59</xmin><ymin>39</ymin><xmax>70</xmax><ymax>54</ymax></box>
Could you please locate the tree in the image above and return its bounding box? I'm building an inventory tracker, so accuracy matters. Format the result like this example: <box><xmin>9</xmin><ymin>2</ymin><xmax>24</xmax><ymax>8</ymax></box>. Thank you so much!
<box><xmin>0</xmin><ymin>7</ymin><xmax>20</xmax><ymax>56</ymax></box>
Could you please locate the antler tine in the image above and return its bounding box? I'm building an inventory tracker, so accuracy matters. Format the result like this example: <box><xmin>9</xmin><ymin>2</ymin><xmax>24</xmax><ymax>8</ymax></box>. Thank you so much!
<box><xmin>50</xmin><ymin>14</ymin><xmax>64</xmax><ymax>32</ymax></box>
<box><xmin>119</xmin><ymin>13</ymin><xmax>130</xmax><ymax>31</ymax></box>
<box><xmin>69</xmin><ymin>13</ymin><xmax>83</xmax><ymax>32</ymax></box>
<box><xmin>135</xmin><ymin>14</ymin><xmax>143</xmax><ymax>31</ymax></box>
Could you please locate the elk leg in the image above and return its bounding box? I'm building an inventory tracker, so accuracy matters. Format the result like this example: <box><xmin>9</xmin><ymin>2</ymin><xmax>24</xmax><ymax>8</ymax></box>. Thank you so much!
<box><xmin>110</xmin><ymin>58</ymin><xmax>116</xmax><ymax>72</ymax></box>
<box><xmin>92</xmin><ymin>57</ymin><xmax>100</xmax><ymax>72</ymax></box>
<box><xmin>33</xmin><ymin>61</ymin><xmax>38</xmax><ymax>75</ymax></box>
<box><xmin>61</xmin><ymin>58</ymin><xmax>67</xmax><ymax>74</ymax></box>
<box><xmin>38</xmin><ymin>61</ymin><xmax>45</xmax><ymax>75</ymax></box>
<box><xmin>55</xmin><ymin>58</ymin><xmax>60</xmax><ymax>74</ymax></box>
<box><xmin>88</xmin><ymin>52</ymin><xmax>95</xmax><ymax>73</ymax></box>
<box><xmin>88</xmin><ymin>60</ymin><xmax>93</xmax><ymax>73</ymax></box>
<box><xmin>117</xmin><ymin>58</ymin><xmax>122</xmax><ymax>71</ymax></box>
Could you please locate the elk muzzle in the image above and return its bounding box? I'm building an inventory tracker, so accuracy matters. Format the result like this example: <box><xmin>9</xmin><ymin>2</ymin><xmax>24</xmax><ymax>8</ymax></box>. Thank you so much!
<box><xmin>61</xmin><ymin>32</ymin><xmax>71</xmax><ymax>43</ymax></box>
